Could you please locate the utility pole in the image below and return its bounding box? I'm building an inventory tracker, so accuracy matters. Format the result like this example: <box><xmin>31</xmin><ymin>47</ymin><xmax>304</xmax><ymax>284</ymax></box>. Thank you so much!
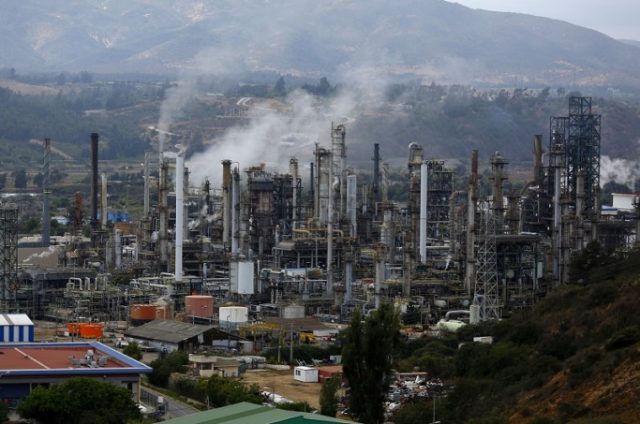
<box><xmin>289</xmin><ymin>323</ymin><xmax>294</xmax><ymax>364</ymax></box>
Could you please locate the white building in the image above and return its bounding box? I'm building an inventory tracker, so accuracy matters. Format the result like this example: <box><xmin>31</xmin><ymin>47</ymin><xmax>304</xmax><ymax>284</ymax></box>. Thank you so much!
<box><xmin>293</xmin><ymin>366</ymin><xmax>318</xmax><ymax>383</ymax></box>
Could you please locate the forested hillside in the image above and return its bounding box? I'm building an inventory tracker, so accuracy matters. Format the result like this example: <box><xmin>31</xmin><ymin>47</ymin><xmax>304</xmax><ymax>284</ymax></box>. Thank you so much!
<box><xmin>394</xmin><ymin>245</ymin><xmax>640</xmax><ymax>424</ymax></box>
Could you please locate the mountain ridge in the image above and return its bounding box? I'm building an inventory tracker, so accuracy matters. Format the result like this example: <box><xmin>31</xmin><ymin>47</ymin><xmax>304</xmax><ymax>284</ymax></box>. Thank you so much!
<box><xmin>1</xmin><ymin>0</ymin><xmax>640</xmax><ymax>89</ymax></box>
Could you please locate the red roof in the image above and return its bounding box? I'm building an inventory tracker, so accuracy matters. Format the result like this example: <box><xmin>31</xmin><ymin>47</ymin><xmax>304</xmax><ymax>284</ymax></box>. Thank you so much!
<box><xmin>0</xmin><ymin>345</ymin><xmax>127</xmax><ymax>370</ymax></box>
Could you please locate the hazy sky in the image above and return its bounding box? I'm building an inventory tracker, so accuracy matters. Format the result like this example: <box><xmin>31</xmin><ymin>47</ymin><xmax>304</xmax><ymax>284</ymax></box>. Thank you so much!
<box><xmin>450</xmin><ymin>0</ymin><xmax>640</xmax><ymax>40</ymax></box>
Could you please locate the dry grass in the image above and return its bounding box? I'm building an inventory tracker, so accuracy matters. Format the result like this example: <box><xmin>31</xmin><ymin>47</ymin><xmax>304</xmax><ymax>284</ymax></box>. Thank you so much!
<box><xmin>240</xmin><ymin>369</ymin><xmax>322</xmax><ymax>408</ymax></box>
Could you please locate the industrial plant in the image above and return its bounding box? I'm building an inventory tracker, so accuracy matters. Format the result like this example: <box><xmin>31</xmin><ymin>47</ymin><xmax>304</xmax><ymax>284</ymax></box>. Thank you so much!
<box><xmin>0</xmin><ymin>96</ymin><xmax>633</xmax><ymax>343</ymax></box>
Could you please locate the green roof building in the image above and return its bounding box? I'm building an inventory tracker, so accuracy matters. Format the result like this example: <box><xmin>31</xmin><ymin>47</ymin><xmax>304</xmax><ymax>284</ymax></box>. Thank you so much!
<box><xmin>162</xmin><ymin>402</ymin><xmax>355</xmax><ymax>424</ymax></box>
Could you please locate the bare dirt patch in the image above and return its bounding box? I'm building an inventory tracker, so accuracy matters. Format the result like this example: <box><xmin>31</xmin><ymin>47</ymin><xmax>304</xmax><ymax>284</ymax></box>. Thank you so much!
<box><xmin>241</xmin><ymin>369</ymin><xmax>322</xmax><ymax>409</ymax></box>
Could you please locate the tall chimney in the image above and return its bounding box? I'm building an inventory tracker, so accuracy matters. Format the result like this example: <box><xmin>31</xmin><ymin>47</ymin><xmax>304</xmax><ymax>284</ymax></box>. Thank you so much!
<box><xmin>289</xmin><ymin>158</ymin><xmax>299</xmax><ymax>223</ymax></box>
<box><xmin>533</xmin><ymin>134</ymin><xmax>543</xmax><ymax>185</ymax></box>
<box><xmin>143</xmin><ymin>152</ymin><xmax>150</xmax><ymax>217</ymax></box>
<box><xmin>419</xmin><ymin>161</ymin><xmax>428</xmax><ymax>264</ymax></box>
<box><xmin>90</xmin><ymin>133</ymin><xmax>99</xmax><ymax>233</ymax></box>
<box><xmin>309</xmin><ymin>162</ymin><xmax>315</xmax><ymax>215</ymax></box>
<box><xmin>101</xmin><ymin>173</ymin><xmax>108</xmax><ymax>229</ymax></box>
<box><xmin>372</xmin><ymin>143</ymin><xmax>380</xmax><ymax>205</ymax></box>
<box><xmin>465</xmin><ymin>150</ymin><xmax>478</xmax><ymax>294</ymax></box>
<box><xmin>175</xmin><ymin>150</ymin><xmax>185</xmax><ymax>282</ymax></box>
<box><xmin>222</xmin><ymin>160</ymin><xmax>232</xmax><ymax>248</ymax></box>
<box><xmin>42</xmin><ymin>138</ymin><xmax>51</xmax><ymax>246</ymax></box>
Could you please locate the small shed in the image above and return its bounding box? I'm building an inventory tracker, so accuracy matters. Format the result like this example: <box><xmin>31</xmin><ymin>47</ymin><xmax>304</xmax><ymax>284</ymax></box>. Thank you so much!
<box><xmin>318</xmin><ymin>365</ymin><xmax>343</xmax><ymax>383</ymax></box>
<box><xmin>294</xmin><ymin>366</ymin><xmax>318</xmax><ymax>383</ymax></box>
<box><xmin>0</xmin><ymin>314</ymin><xmax>34</xmax><ymax>343</ymax></box>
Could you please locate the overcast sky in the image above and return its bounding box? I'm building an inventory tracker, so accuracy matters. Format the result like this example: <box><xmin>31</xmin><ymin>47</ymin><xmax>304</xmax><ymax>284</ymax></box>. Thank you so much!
<box><xmin>450</xmin><ymin>0</ymin><xmax>640</xmax><ymax>40</ymax></box>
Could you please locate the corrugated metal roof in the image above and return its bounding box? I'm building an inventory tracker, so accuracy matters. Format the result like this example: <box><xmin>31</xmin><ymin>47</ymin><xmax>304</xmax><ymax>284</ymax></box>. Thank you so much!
<box><xmin>124</xmin><ymin>320</ymin><xmax>215</xmax><ymax>344</ymax></box>
<box><xmin>162</xmin><ymin>402</ymin><xmax>353</xmax><ymax>424</ymax></box>
<box><xmin>0</xmin><ymin>314</ymin><xmax>34</xmax><ymax>326</ymax></box>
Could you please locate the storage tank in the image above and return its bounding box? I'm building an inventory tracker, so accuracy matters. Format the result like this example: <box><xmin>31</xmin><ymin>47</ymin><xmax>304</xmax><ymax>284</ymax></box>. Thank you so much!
<box><xmin>130</xmin><ymin>304</ymin><xmax>158</xmax><ymax>326</ymax></box>
<box><xmin>79</xmin><ymin>323</ymin><xmax>103</xmax><ymax>339</ymax></box>
<box><xmin>185</xmin><ymin>295</ymin><xmax>214</xmax><ymax>318</ymax></box>
<box><xmin>282</xmin><ymin>305</ymin><xmax>305</xmax><ymax>319</ymax></box>
<box><xmin>230</xmin><ymin>260</ymin><xmax>255</xmax><ymax>294</ymax></box>
<box><xmin>219</xmin><ymin>306</ymin><xmax>248</xmax><ymax>330</ymax></box>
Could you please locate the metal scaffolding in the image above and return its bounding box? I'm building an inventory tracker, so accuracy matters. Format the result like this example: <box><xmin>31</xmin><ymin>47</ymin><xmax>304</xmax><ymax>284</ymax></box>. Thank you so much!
<box><xmin>550</xmin><ymin>96</ymin><xmax>601</xmax><ymax>220</ymax></box>
<box><xmin>473</xmin><ymin>206</ymin><xmax>501</xmax><ymax>321</ymax></box>
<box><xmin>0</xmin><ymin>204</ymin><xmax>19</xmax><ymax>311</ymax></box>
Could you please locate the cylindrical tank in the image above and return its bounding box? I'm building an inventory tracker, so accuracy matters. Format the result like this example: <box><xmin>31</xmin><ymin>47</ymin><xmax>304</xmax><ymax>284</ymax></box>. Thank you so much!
<box><xmin>282</xmin><ymin>305</ymin><xmax>305</xmax><ymax>319</ymax></box>
<box><xmin>230</xmin><ymin>260</ymin><xmax>255</xmax><ymax>294</ymax></box>
<box><xmin>130</xmin><ymin>304</ymin><xmax>158</xmax><ymax>326</ymax></box>
<box><xmin>185</xmin><ymin>295</ymin><xmax>214</xmax><ymax>318</ymax></box>
<box><xmin>219</xmin><ymin>306</ymin><xmax>248</xmax><ymax>324</ymax></box>
<box><xmin>79</xmin><ymin>323</ymin><xmax>103</xmax><ymax>339</ymax></box>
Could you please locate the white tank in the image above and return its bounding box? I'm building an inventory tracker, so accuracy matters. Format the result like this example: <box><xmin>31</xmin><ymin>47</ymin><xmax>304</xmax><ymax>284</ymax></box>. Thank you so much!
<box><xmin>230</xmin><ymin>260</ymin><xmax>255</xmax><ymax>294</ymax></box>
<box><xmin>219</xmin><ymin>306</ymin><xmax>249</xmax><ymax>324</ymax></box>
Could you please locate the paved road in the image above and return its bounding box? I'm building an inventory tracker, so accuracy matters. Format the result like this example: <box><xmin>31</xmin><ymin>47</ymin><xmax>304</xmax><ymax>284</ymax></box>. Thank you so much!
<box><xmin>141</xmin><ymin>386</ymin><xmax>200</xmax><ymax>419</ymax></box>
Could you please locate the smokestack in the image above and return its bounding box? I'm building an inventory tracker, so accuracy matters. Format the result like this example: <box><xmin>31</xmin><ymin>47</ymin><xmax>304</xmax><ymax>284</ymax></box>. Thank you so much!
<box><xmin>326</xmin><ymin>150</ymin><xmax>334</xmax><ymax>297</ymax></box>
<box><xmin>419</xmin><ymin>161</ymin><xmax>428</xmax><ymax>264</ymax></box>
<box><xmin>101</xmin><ymin>173</ymin><xmax>107</xmax><ymax>229</ymax></box>
<box><xmin>533</xmin><ymin>135</ymin><xmax>543</xmax><ymax>185</ymax></box>
<box><xmin>222</xmin><ymin>160</ymin><xmax>232</xmax><ymax>248</ymax></box>
<box><xmin>231</xmin><ymin>167</ymin><xmax>240</xmax><ymax>254</ymax></box>
<box><xmin>347</xmin><ymin>174</ymin><xmax>357</xmax><ymax>238</ymax></box>
<box><xmin>90</xmin><ymin>133</ymin><xmax>99</xmax><ymax>234</ymax></box>
<box><xmin>310</xmin><ymin>162</ymin><xmax>315</xmax><ymax>215</ymax></box>
<box><xmin>373</xmin><ymin>143</ymin><xmax>380</xmax><ymax>205</ymax></box>
<box><xmin>550</xmin><ymin>142</ymin><xmax>564</xmax><ymax>280</ymax></box>
<box><xmin>491</xmin><ymin>152</ymin><xmax>507</xmax><ymax>230</ymax></box>
<box><xmin>143</xmin><ymin>152</ymin><xmax>150</xmax><ymax>217</ymax></box>
<box><xmin>175</xmin><ymin>150</ymin><xmax>185</xmax><ymax>282</ymax></box>
<box><xmin>42</xmin><ymin>138</ymin><xmax>51</xmax><ymax>246</ymax></box>
<box><xmin>289</xmin><ymin>158</ymin><xmax>299</xmax><ymax>223</ymax></box>
<box><xmin>114</xmin><ymin>229</ymin><xmax>122</xmax><ymax>268</ymax></box>
<box><xmin>159</xmin><ymin>161</ymin><xmax>169</xmax><ymax>270</ymax></box>
<box><xmin>465</xmin><ymin>150</ymin><xmax>478</xmax><ymax>294</ymax></box>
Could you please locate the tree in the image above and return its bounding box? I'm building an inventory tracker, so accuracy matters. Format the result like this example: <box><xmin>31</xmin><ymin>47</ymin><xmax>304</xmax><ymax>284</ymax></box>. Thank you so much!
<box><xmin>123</xmin><ymin>341</ymin><xmax>143</xmax><ymax>360</ymax></box>
<box><xmin>148</xmin><ymin>350</ymin><xmax>188</xmax><ymax>387</ymax></box>
<box><xmin>17</xmin><ymin>378</ymin><xmax>141</xmax><ymax>424</ymax></box>
<box><xmin>342</xmin><ymin>304</ymin><xmax>400</xmax><ymax>424</ymax></box>
<box><xmin>0</xmin><ymin>400</ymin><xmax>8</xmax><ymax>423</ymax></box>
<box><xmin>205</xmin><ymin>375</ymin><xmax>262</xmax><ymax>407</ymax></box>
<box><xmin>319</xmin><ymin>376</ymin><xmax>340</xmax><ymax>417</ymax></box>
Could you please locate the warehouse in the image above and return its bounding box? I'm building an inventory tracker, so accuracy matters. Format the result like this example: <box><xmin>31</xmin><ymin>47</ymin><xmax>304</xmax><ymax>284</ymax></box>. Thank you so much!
<box><xmin>124</xmin><ymin>319</ymin><xmax>240</xmax><ymax>352</ymax></box>
<box><xmin>0</xmin><ymin>341</ymin><xmax>151</xmax><ymax>408</ymax></box>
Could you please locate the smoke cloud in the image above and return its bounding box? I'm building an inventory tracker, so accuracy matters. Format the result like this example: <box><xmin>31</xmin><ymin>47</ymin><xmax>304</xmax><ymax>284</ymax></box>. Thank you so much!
<box><xmin>187</xmin><ymin>80</ymin><xmax>385</xmax><ymax>186</ymax></box>
<box><xmin>600</xmin><ymin>154</ymin><xmax>640</xmax><ymax>189</ymax></box>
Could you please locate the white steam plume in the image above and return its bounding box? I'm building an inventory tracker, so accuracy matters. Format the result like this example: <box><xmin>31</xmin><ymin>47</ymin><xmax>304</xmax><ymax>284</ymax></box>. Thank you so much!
<box><xmin>600</xmin><ymin>154</ymin><xmax>640</xmax><ymax>189</ymax></box>
<box><xmin>187</xmin><ymin>79</ymin><xmax>385</xmax><ymax>187</ymax></box>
